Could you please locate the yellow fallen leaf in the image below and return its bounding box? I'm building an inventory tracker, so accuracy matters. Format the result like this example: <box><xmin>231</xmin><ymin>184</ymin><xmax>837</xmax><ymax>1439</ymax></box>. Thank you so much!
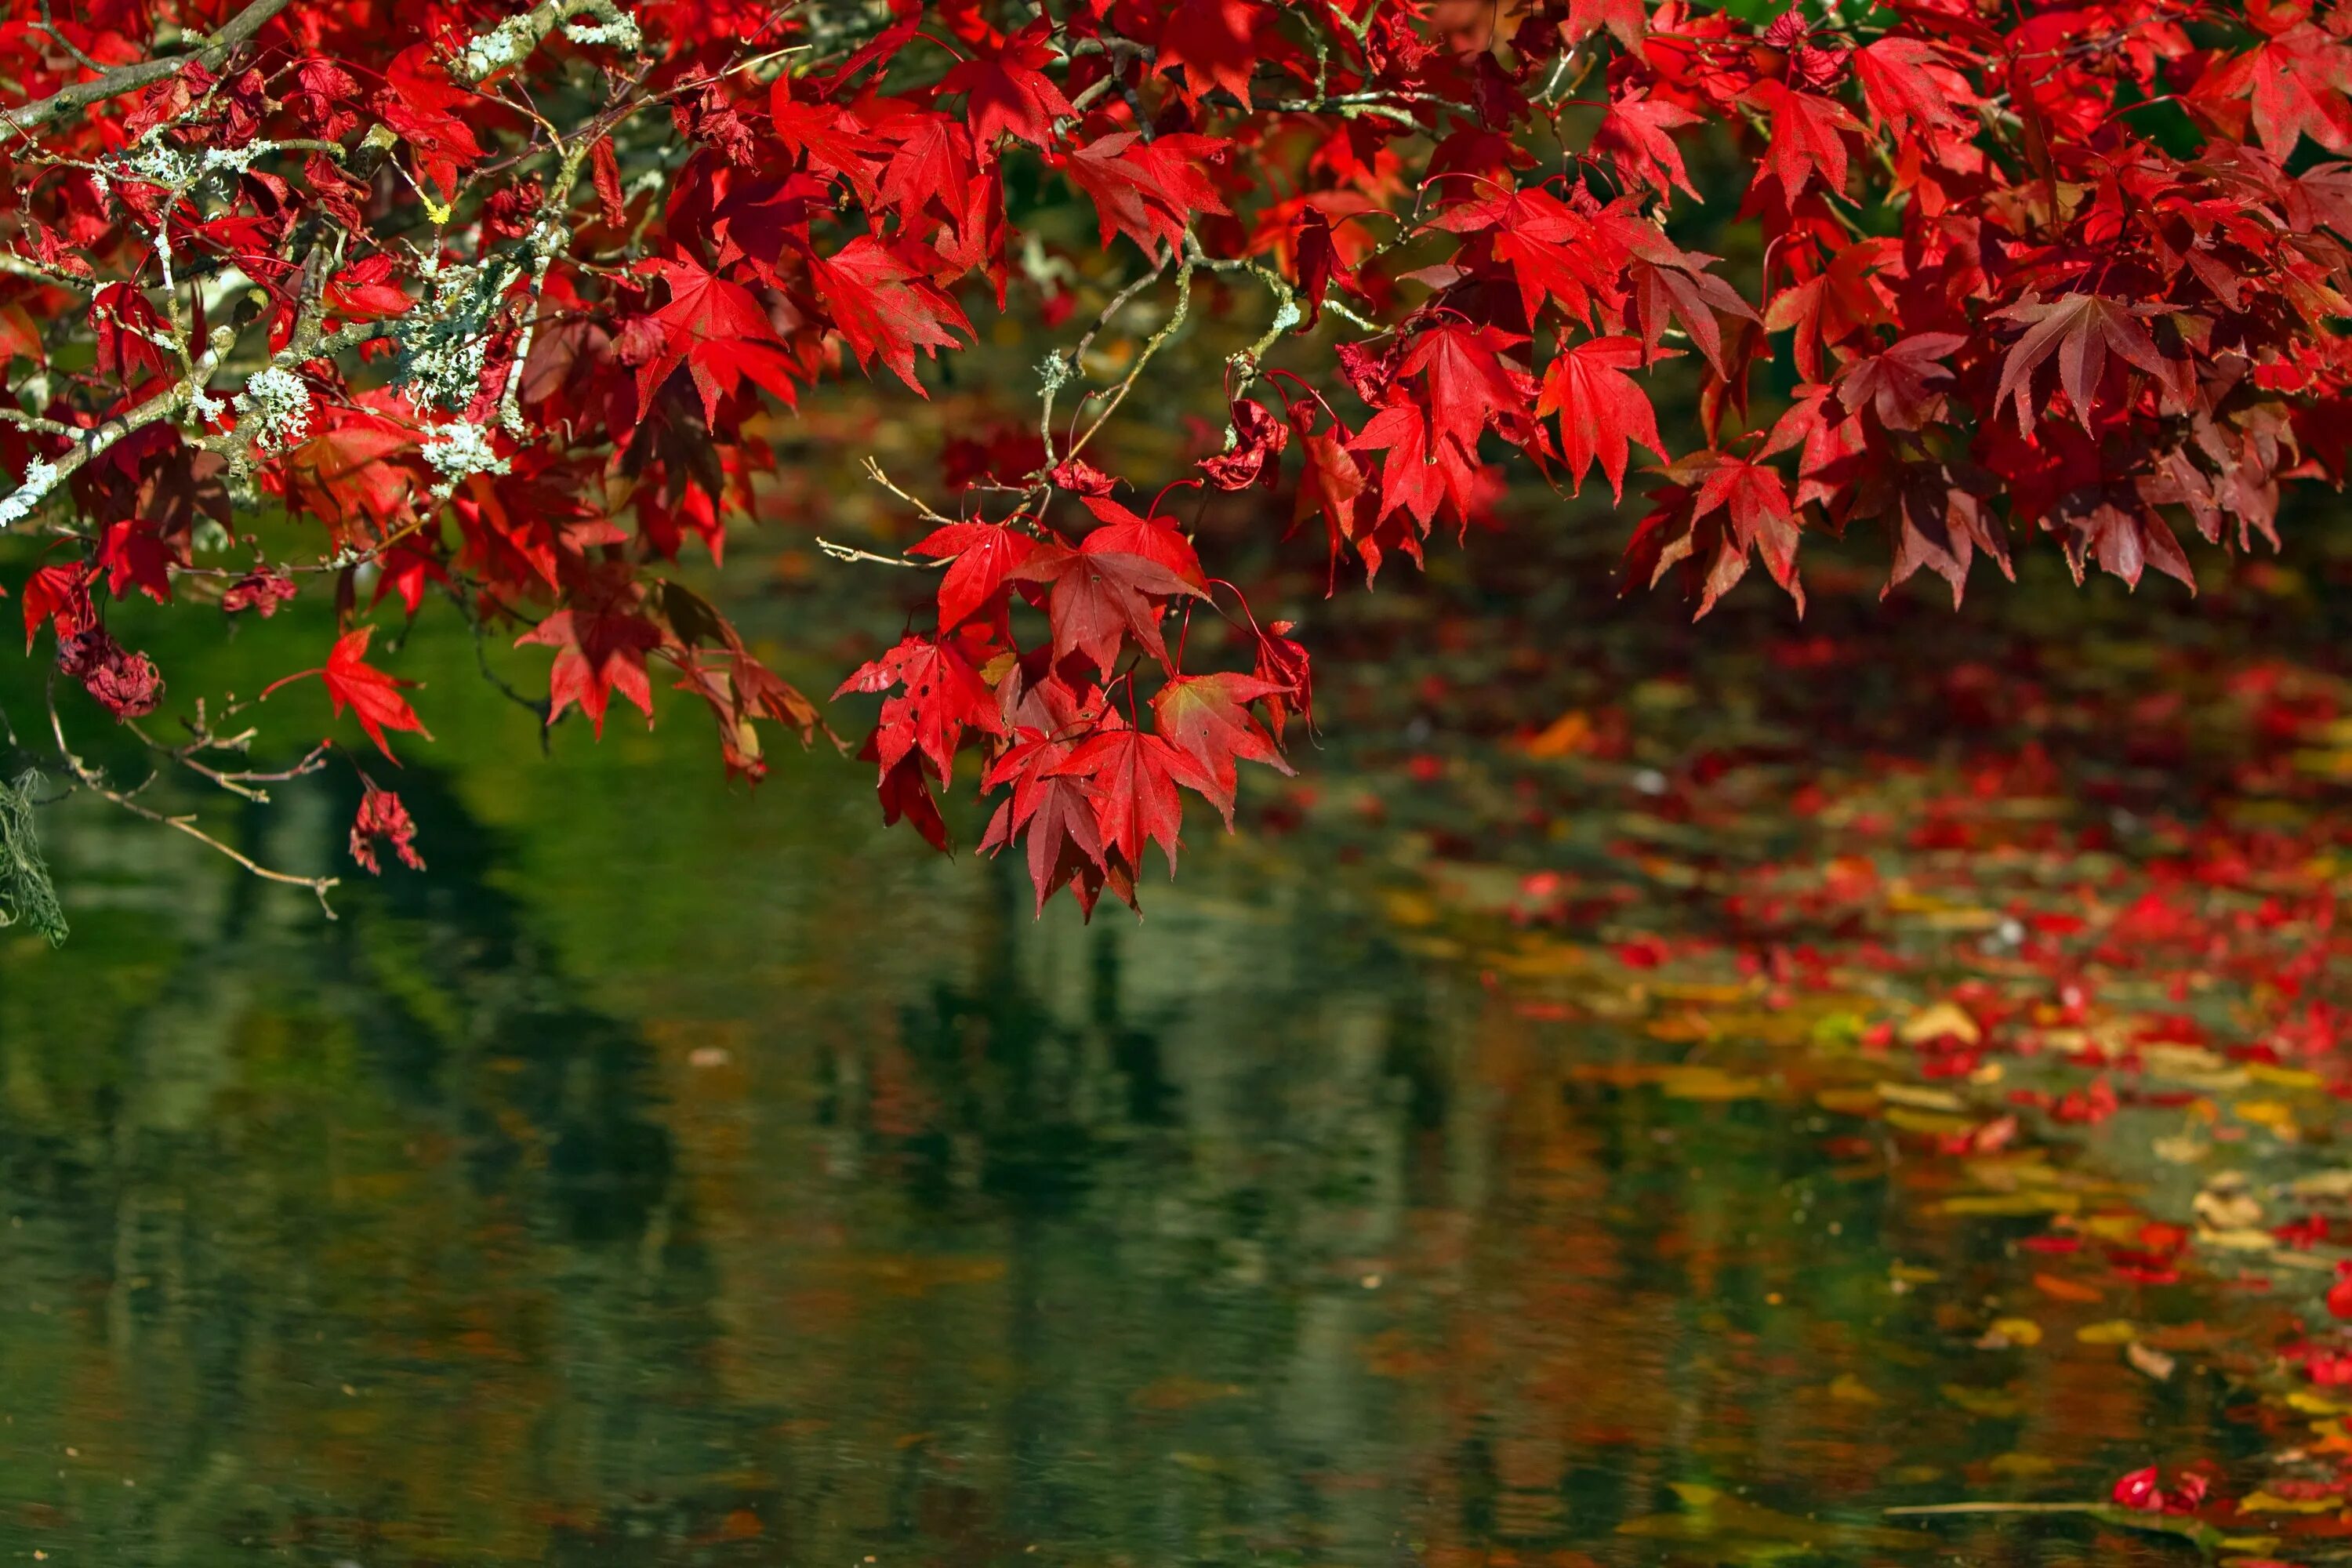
<box><xmin>2287</xmin><ymin>1390</ymin><xmax>2352</xmax><ymax>1416</ymax></box>
<box><xmin>2077</xmin><ymin>1320</ymin><xmax>2139</xmax><ymax>1345</ymax></box>
<box><xmin>1817</xmin><ymin>1087</ymin><xmax>1882</xmax><ymax>1115</ymax></box>
<box><xmin>1942</xmin><ymin>1383</ymin><xmax>2027</xmax><ymax>1417</ymax></box>
<box><xmin>1879</xmin><ymin>1082</ymin><xmax>1967</xmax><ymax>1112</ymax></box>
<box><xmin>2236</xmin><ymin>1490</ymin><xmax>2342</xmax><ymax>1515</ymax></box>
<box><xmin>1883</xmin><ymin>1107</ymin><xmax>1976</xmax><ymax>1136</ymax></box>
<box><xmin>1988</xmin><ymin>1453</ymin><xmax>2058</xmax><ymax>1478</ymax></box>
<box><xmin>2248</xmin><ymin>1064</ymin><xmax>2325</xmax><ymax>1091</ymax></box>
<box><xmin>1828</xmin><ymin>1373</ymin><xmax>1882</xmax><ymax>1404</ymax></box>
<box><xmin>1942</xmin><ymin>1191</ymin><xmax>2082</xmax><ymax>1216</ymax></box>
<box><xmin>1900</xmin><ymin>1001</ymin><xmax>1983</xmax><ymax>1047</ymax></box>
<box><xmin>1659</xmin><ymin>1065</ymin><xmax>1766</xmax><ymax>1101</ymax></box>
<box><xmin>1989</xmin><ymin>1316</ymin><xmax>2044</xmax><ymax>1346</ymax></box>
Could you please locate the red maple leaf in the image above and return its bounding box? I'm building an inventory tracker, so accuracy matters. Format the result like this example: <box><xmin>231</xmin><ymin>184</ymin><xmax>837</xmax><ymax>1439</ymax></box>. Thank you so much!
<box><xmin>20</xmin><ymin>563</ymin><xmax>92</xmax><ymax>651</ymax></box>
<box><xmin>1048</xmin><ymin>723</ymin><xmax>1211</xmax><ymax>876</ymax></box>
<box><xmin>1991</xmin><ymin>292</ymin><xmax>2184</xmax><ymax>435</ymax></box>
<box><xmin>1011</xmin><ymin>503</ymin><xmax>1210</xmax><ymax>675</ymax></box>
<box><xmin>942</xmin><ymin>23</ymin><xmax>1076</xmax><ymax>148</ymax></box>
<box><xmin>1566</xmin><ymin>0</ymin><xmax>1646</xmax><ymax>47</ymax></box>
<box><xmin>1751</xmin><ymin>81</ymin><xmax>1861</xmax><ymax>200</ymax></box>
<box><xmin>1537</xmin><ymin>336</ymin><xmax>1667</xmax><ymax>500</ymax></box>
<box><xmin>517</xmin><ymin>603</ymin><xmax>666</xmax><ymax>735</ymax></box>
<box><xmin>1150</xmin><ymin>671</ymin><xmax>1295</xmax><ymax>820</ymax></box>
<box><xmin>1598</xmin><ymin>93</ymin><xmax>1704</xmax><ymax>201</ymax></box>
<box><xmin>808</xmin><ymin>235</ymin><xmax>975</xmax><ymax>394</ymax></box>
<box><xmin>633</xmin><ymin>255</ymin><xmax>804</xmax><ymax>426</ymax></box>
<box><xmin>1853</xmin><ymin>38</ymin><xmax>1971</xmax><ymax>139</ymax></box>
<box><xmin>1351</xmin><ymin>403</ymin><xmax>1488</xmax><ymax>537</ymax></box>
<box><xmin>834</xmin><ymin>631</ymin><xmax>1005</xmax><ymax>779</ymax></box>
<box><xmin>1154</xmin><ymin>0</ymin><xmax>1271</xmax><ymax>107</ymax></box>
<box><xmin>912</xmin><ymin>520</ymin><xmax>1041</xmax><ymax>632</ymax></box>
<box><xmin>263</xmin><ymin>626</ymin><xmax>432</xmax><ymax>763</ymax></box>
<box><xmin>374</xmin><ymin>45</ymin><xmax>483</xmax><ymax>204</ymax></box>
<box><xmin>1691</xmin><ymin>452</ymin><xmax>1802</xmax><ymax>604</ymax></box>
<box><xmin>2194</xmin><ymin>24</ymin><xmax>2352</xmax><ymax>154</ymax></box>
<box><xmin>1061</xmin><ymin>132</ymin><xmax>1230</xmax><ymax>260</ymax></box>
<box><xmin>1834</xmin><ymin>332</ymin><xmax>1964</xmax><ymax>430</ymax></box>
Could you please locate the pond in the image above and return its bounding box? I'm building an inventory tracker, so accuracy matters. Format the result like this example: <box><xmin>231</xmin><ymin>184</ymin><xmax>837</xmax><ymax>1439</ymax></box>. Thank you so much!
<box><xmin>0</xmin><ymin>618</ymin><xmax>2271</xmax><ymax>1566</ymax></box>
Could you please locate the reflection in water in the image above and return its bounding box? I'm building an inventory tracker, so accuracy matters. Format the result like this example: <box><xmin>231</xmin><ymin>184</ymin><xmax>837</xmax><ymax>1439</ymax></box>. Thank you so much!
<box><xmin>0</xmin><ymin>763</ymin><xmax>2228</xmax><ymax>1566</ymax></box>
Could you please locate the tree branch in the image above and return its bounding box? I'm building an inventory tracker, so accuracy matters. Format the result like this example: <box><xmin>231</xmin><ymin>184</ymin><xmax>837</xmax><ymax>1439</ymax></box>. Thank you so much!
<box><xmin>0</xmin><ymin>0</ymin><xmax>294</xmax><ymax>137</ymax></box>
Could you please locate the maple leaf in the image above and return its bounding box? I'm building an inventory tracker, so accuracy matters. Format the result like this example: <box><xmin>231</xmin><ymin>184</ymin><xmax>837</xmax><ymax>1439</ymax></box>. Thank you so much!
<box><xmin>1351</xmin><ymin>400</ymin><xmax>1496</xmax><ymax>539</ymax></box>
<box><xmin>263</xmin><ymin>626</ymin><xmax>432</xmax><ymax>764</ymax></box>
<box><xmin>1854</xmin><ymin>38</ymin><xmax>1970</xmax><ymax>139</ymax></box>
<box><xmin>1537</xmin><ymin>336</ymin><xmax>1667</xmax><ymax>500</ymax></box>
<box><xmin>1885</xmin><ymin>461</ymin><xmax>2011</xmax><ymax>608</ymax></box>
<box><xmin>2194</xmin><ymin>25</ymin><xmax>2352</xmax><ymax>155</ymax></box>
<box><xmin>20</xmin><ymin>563</ymin><xmax>92</xmax><ymax>652</ymax></box>
<box><xmin>941</xmin><ymin>24</ymin><xmax>1076</xmax><ymax>148</ymax></box>
<box><xmin>1565</xmin><ymin>0</ymin><xmax>1646</xmax><ymax>49</ymax></box>
<box><xmin>1624</xmin><ymin>452</ymin><xmax>1803</xmax><ymax>618</ymax></box>
<box><xmin>1597</xmin><ymin>93</ymin><xmax>1704</xmax><ymax>201</ymax></box>
<box><xmin>1402</xmin><ymin>324</ymin><xmax>1534</xmax><ymax>456</ymax></box>
<box><xmin>1048</xmin><ymin>724</ymin><xmax>1211</xmax><ymax>876</ymax></box>
<box><xmin>874</xmin><ymin>747</ymin><xmax>953</xmax><ymax>853</ymax></box>
<box><xmin>633</xmin><ymin>256</ymin><xmax>803</xmax><ymax>426</ymax></box>
<box><xmin>768</xmin><ymin>82</ymin><xmax>882</xmax><ymax>197</ymax></box>
<box><xmin>981</xmin><ymin>725</ymin><xmax>1129</xmax><ymax>915</ymax></box>
<box><xmin>1062</xmin><ymin>132</ymin><xmax>1231</xmax><ymax>260</ymax></box>
<box><xmin>1834</xmin><ymin>332</ymin><xmax>1963</xmax><ymax>430</ymax></box>
<box><xmin>1153</xmin><ymin>0</ymin><xmax>1271</xmax><ymax>107</ymax></box>
<box><xmin>1627</xmin><ymin>252</ymin><xmax>1759</xmax><ymax>380</ymax></box>
<box><xmin>911</xmin><ymin>520</ymin><xmax>1041</xmax><ymax>632</ymax></box>
<box><xmin>1991</xmin><ymin>292</ymin><xmax>2185</xmax><ymax>435</ymax></box>
<box><xmin>1693</xmin><ymin>453</ymin><xmax>1801</xmax><ymax>605</ymax></box>
<box><xmin>834</xmin><ymin>631</ymin><xmax>1004</xmax><ymax>781</ymax></box>
<box><xmin>1150</xmin><ymin>671</ymin><xmax>1296</xmax><ymax>821</ymax></box>
<box><xmin>809</xmin><ymin>235</ymin><xmax>975</xmax><ymax>394</ymax></box>
<box><xmin>517</xmin><ymin>603</ymin><xmax>665</xmax><ymax>736</ymax></box>
<box><xmin>374</xmin><ymin>45</ymin><xmax>482</xmax><ymax>204</ymax></box>
<box><xmin>1251</xmin><ymin>619</ymin><xmax>1314</xmax><ymax>743</ymax></box>
<box><xmin>100</xmin><ymin>517</ymin><xmax>181</xmax><ymax>604</ymax></box>
<box><xmin>1751</xmin><ymin>81</ymin><xmax>1861</xmax><ymax>200</ymax></box>
<box><xmin>1760</xmin><ymin>238</ymin><xmax>1896</xmax><ymax>382</ymax></box>
<box><xmin>1432</xmin><ymin>190</ymin><xmax>1631</xmax><ymax>329</ymax></box>
<box><xmin>1003</xmin><ymin>499</ymin><xmax>1209</xmax><ymax>676</ymax></box>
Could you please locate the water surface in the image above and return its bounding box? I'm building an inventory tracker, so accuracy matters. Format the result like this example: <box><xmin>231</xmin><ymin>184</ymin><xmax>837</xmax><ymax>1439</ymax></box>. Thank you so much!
<box><xmin>0</xmin><ymin>644</ymin><xmax>2247</xmax><ymax>1567</ymax></box>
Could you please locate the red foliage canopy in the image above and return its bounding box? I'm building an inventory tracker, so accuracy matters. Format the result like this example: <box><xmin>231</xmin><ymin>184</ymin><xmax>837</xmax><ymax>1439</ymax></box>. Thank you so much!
<box><xmin>0</xmin><ymin>0</ymin><xmax>2346</xmax><ymax>912</ymax></box>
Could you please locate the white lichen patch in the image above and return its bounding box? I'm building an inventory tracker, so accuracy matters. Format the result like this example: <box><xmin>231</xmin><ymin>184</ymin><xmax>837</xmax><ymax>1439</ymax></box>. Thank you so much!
<box><xmin>236</xmin><ymin>366</ymin><xmax>313</xmax><ymax>452</ymax></box>
<box><xmin>0</xmin><ymin>459</ymin><xmax>60</xmax><ymax>532</ymax></box>
<box><xmin>422</xmin><ymin>419</ymin><xmax>510</xmax><ymax>496</ymax></box>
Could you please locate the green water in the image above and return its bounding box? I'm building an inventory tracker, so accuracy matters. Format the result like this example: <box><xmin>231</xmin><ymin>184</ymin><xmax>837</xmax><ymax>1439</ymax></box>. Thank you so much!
<box><xmin>0</xmin><ymin>609</ymin><xmax>2250</xmax><ymax>1567</ymax></box>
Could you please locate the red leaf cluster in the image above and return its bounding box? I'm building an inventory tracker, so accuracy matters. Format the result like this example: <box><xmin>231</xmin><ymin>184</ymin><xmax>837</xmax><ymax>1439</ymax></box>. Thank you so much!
<box><xmin>0</xmin><ymin>0</ymin><xmax>2346</xmax><ymax>910</ymax></box>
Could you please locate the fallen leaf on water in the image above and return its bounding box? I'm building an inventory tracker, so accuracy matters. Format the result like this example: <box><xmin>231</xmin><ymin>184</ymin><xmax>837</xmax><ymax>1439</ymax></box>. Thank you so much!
<box><xmin>1944</xmin><ymin>1192</ymin><xmax>2083</xmax><ymax>1217</ymax></box>
<box><xmin>2077</xmin><ymin>1320</ymin><xmax>2139</xmax><ymax>1344</ymax></box>
<box><xmin>1983</xmin><ymin>1317</ymin><xmax>2044</xmax><ymax>1347</ymax></box>
<box><xmin>1879</xmin><ymin>1082</ymin><xmax>1967</xmax><ymax>1112</ymax></box>
<box><xmin>2126</xmin><ymin>1341</ymin><xmax>2177</xmax><ymax>1381</ymax></box>
<box><xmin>1900</xmin><ymin>1001</ymin><xmax>1983</xmax><ymax>1046</ymax></box>
<box><xmin>1943</xmin><ymin>1383</ymin><xmax>2028</xmax><ymax>1417</ymax></box>
<box><xmin>2234</xmin><ymin>1490</ymin><xmax>2340</xmax><ymax>1515</ymax></box>
<box><xmin>1988</xmin><ymin>1453</ymin><xmax>2058</xmax><ymax>1478</ymax></box>
<box><xmin>1828</xmin><ymin>1373</ymin><xmax>1882</xmax><ymax>1404</ymax></box>
<box><xmin>2034</xmin><ymin>1272</ymin><xmax>2104</xmax><ymax>1302</ymax></box>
